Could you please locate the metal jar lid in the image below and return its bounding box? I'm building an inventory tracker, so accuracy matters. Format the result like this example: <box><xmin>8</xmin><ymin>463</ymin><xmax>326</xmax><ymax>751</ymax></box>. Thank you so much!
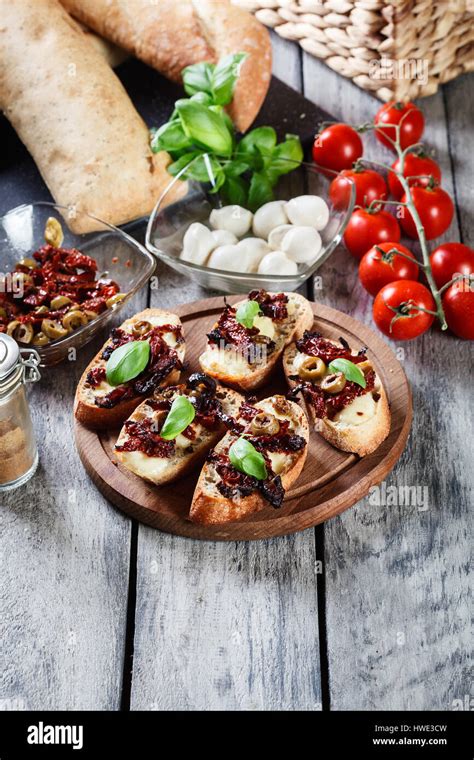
<box><xmin>0</xmin><ymin>334</ymin><xmax>41</xmax><ymax>396</ymax></box>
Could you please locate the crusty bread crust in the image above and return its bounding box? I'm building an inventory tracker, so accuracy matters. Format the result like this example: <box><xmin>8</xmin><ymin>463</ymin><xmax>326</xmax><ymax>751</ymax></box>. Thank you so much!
<box><xmin>283</xmin><ymin>342</ymin><xmax>391</xmax><ymax>457</ymax></box>
<box><xmin>199</xmin><ymin>293</ymin><xmax>314</xmax><ymax>392</ymax></box>
<box><xmin>61</xmin><ymin>0</ymin><xmax>272</xmax><ymax>133</ymax></box>
<box><xmin>74</xmin><ymin>309</ymin><xmax>185</xmax><ymax>430</ymax></box>
<box><xmin>115</xmin><ymin>385</ymin><xmax>244</xmax><ymax>486</ymax></box>
<box><xmin>190</xmin><ymin>397</ymin><xmax>309</xmax><ymax>524</ymax></box>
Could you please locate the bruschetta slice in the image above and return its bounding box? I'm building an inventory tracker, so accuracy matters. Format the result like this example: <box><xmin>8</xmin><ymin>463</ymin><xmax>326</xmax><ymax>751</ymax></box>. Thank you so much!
<box><xmin>74</xmin><ymin>309</ymin><xmax>185</xmax><ymax>430</ymax></box>
<box><xmin>283</xmin><ymin>331</ymin><xmax>390</xmax><ymax>456</ymax></box>
<box><xmin>199</xmin><ymin>290</ymin><xmax>314</xmax><ymax>392</ymax></box>
<box><xmin>190</xmin><ymin>395</ymin><xmax>309</xmax><ymax>525</ymax></box>
<box><xmin>115</xmin><ymin>374</ymin><xmax>244</xmax><ymax>487</ymax></box>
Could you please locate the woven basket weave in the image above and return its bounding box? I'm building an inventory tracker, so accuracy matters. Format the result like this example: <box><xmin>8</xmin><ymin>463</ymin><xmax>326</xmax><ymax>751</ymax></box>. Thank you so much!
<box><xmin>233</xmin><ymin>0</ymin><xmax>474</xmax><ymax>101</ymax></box>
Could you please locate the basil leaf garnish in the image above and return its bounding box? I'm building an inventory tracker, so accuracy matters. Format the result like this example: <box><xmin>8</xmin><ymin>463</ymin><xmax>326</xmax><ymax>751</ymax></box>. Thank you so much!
<box><xmin>269</xmin><ymin>134</ymin><xmax>304</xmax><ymax>176</ymax></box>
<box><xmin>211</xmin><ymin>53</ymin><xmax>248</xmax><ymax>106</ymax></box>
<box><xmin>176</xmin><ymin>101</ymin><xmax>233</xmax><ymax>157</ymax></box>
<box><xmin>248</xmin><ymin>171</ymin><xmax>274</xmax><ymax>212</ymax></box>
<box><xmin>236</xmin><ymin>300</ymin><xmax>262</xmax><ymax>330</ymax></box>
<box><xmin>229</xmin><ymin>437</ymin><xmax>268</xmax><ymax>481</ymax></box>
<box><xmin>182</xmin><ymin>62</ymin><xmax>215</xmax><ymax>98</ymax></box>
<box><xmin>160</xmin><ymin>396</ymin><xmax>196</xmax><ymax>441</ymax></box>
<box><xmin>328</xmin><ymin>358</ymin><xmax>367</xmax><ymax>389</ymax></box>
<box><xmin>106</xmin><ymin>341</ymin><xmax>150</xmax><ymax>387</ymax></box>
<box><xmin>151</xmin><ymin>120</ymin><xmax>193</xmax><ymax>153</ymax></box>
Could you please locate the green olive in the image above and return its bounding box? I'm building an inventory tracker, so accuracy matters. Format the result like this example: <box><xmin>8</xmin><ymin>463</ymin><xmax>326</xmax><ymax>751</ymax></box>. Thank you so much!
<box><xmin>41</xmin><ymin>319</ymin><xmax>68</xmax><ymax>340</ymax></box>
<box><xmin>358</xmin><ymin>360</ymin><xmax>374</xmax><ymax>376</ymax></box>
<box><xmin>6</xmin><ymin>320</ymin><xmax>21</xmax><ymax>337</ymax></box>
<box><xmin>15</xmin><ymin>323</ymin><xmax>34</xmax><ymax>344</ymax></box>
<box><xmin>18</xmin><ymin>258</ymin><xmax>38</xmax><ymax>269</ymax></box>
<box><xmin>250</xmin><ymin>413</ymin><xmax>280</xmax><ymax>437</ymax></box>
<box><xmin>321</xmin><ymin>372</ymin><xmax>346</xmax><ymax>395</ymax></box>
<box><xmin>84</xmin><ymin>310</ymin><xmax>99</xmax><ymax>322</ymax></box>
<box><xmin>32</xmin><ymin>332</ymin><xmax>50</xmax><ymax>346</ymax></box>
<box><xmin>106</xmin><ymin>293</ymin><xmax>126</xmax><ymax>309</ymax></box>
<box><xmin>35</xmin><ymin>305</ymin><xmax>49</xmax><ymax>315</ymax></box>
<box><xmin>298</xmin><ymin>356</ymin><xmax>327</xmax><ymax>382</ymax></box>
<box><xmin>50</xmin><ymin>295</ymin><xmax>72</xmax><ymax>310</ymax></box>
<box><xmin>44</xmin><ymin>217</ymin><xmax>64</xmax><ymax>248</ymax></box>
<box><xmin>132</xmin><ymin>320</ymin><xmax>152</xmax><ymax>337</ymax></box>
<box><xmin>62</xmin><ymin>310</ymin><xmax>88</xmax><ymax>332</ymax></box>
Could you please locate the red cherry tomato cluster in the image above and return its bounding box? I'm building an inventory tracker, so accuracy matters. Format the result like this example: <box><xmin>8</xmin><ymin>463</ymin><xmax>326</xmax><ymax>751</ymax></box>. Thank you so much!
<box><xmin>312</xmin><ymin>104</ymin><xmax>474</xmax><ymax>341</ymax></box>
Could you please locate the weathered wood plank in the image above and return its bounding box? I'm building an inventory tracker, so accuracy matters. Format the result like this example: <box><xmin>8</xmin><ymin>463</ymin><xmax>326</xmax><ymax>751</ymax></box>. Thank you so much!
<box><xmin>130</xmin><ymin>34</ymin><xmax>323</xmax><ymax>711</ymax></box>
<box><xmin>302</xmin><ymin>54</ymin><xmax>472</xmax><ymax>709</ymax></box>
<box><xmin>0</xmin><ymin>294</ymin><xmax>149</xmax><ymax>710</ymax></box>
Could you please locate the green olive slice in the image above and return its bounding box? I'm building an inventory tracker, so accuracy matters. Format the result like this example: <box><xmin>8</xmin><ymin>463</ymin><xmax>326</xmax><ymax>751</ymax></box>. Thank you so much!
<box><xmin>321</xmin><ymin>372</ymin><xmax>347</xmax><ymax>395</ymax></box>
<box><xmin>84</xmin><ymin>310</ymin><xmax>99</xmax><ymax>322</ymax></box>
<box><xmin>15</xmin><ymin>323</ymin><xmax>34</xmax><ymax>344</ymax></box>
<box><xmin>132</xmin><ymin>320</ymin><xmax>152</xmax><ymax>337</ymax></box>
<box><xmin>18</xmin><ymin>258</ymin><xmax>38</xmax><ymax>269</ymax></box>
<box><xmin>106</xmin><ymin>293</ymin><xmax>126</xmax><ymax>309</ymax></box>
<box><xmin>41</xmin><ymin>319</ymin><xmax>69</xmax><ymax>340</ymax></box>
<box><xmin>6</xmin><ymin>320</ymin><xmax>21</xmax><ymax>337</ymax></box>
<box><xmin>32</xmin><ymin>332</ymin><xmax>50</xmax><ymax>346</ymax></box>
<box><xmin>250</xmin><ymin>412</ymin><xmax>280</xmax><ymax>436</ymax></box>
<box><xmin>35</xmin><ymin>305</ymin><xmax>49</xmax><ymax>315</ymax></box>
<box><xmin>63</xmin><ymin>310</ymin><xmax>88</xmax><ymax>332</ymax></box>
<box><xmin>50</xmin><ymin>295</ymin><xmax>72</xmax><ymax>310</ymax></box>
<box><xmin>298</xmin><ymin>356</ymin><xmax>327</xmax><ymax>381</ymax></box>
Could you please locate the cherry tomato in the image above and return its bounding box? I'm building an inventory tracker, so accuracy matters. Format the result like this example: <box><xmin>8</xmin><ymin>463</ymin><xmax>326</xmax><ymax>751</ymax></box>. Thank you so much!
<box><xmin>329</xmin><ymin>167</ymin><xmax>387</xmax><ymax>210</ymax></box>
<box><xmin>388</xmin><ymin>152</ymin><xmax>442</xmax><ymax>200</ymax></box>
<box><xmin>312</xmin><ymin>124</ymin><xmax>363</xmax><ymax>178</ymax></box>
<box><xmin>359</xmin><ymin>242</ymin><xmax>419</xmax><ymax>296</ymax></box>
<box><xmin>344</xmin><ymin>208</ymin><xmax>401</xmax><ymax>261</ymax></box>
<box><xmin>429</xmin><ymin>243</ymin><xmax>474</xmax><ymax>288</ymax></box>
<box><xmin>400</xmin><ymin>187</ymin><xmax>454</xmax><ymax>240</ymax></box>
<box><xmin>442</xmin><ymin>279</ymin><xmax>474</xmax><ymax>340</ymax></box>
<box><xmin>374</xmin><ymin>102</ymin><xmax>425</xmax><ymax>152</ymax></box>
<box><xmin>373</xmin><ymin>281</ymin><xmax>436</xmax><ymax>340</ymax></box>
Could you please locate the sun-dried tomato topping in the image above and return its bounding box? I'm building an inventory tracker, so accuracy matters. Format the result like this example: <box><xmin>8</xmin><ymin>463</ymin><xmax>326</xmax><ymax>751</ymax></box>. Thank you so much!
<box><xmin>207</xmin><ymin>304</ymin><xmax>259</xmax><ymax>351</ymax></box>
<box><xmin>238</xmin><ymin>402</ymin><xmax>259</xmax><ymax>421</ymax></box>
<box><xmin>289</xmin><ymin>370</ymin><xmax>376</xmax><ymax>421</ymax></box>
<box><xmin>86</xmin><ymin>367</ymin><xmax>106</xmax><ymax>388</ymax></box>
<box><xmin>116</xmin><ymin>418</ymin><xmax>176</xmax><ymax>458</ymax></box>
<box><xmin>296</xmin><ymin>332</ymin><xmax>367</xmax><ymax>365</ymax></box>
<box><xmin>248</xmin><ymin>290</ymin><xmax>289</xmax><ymax>320</ymax></box>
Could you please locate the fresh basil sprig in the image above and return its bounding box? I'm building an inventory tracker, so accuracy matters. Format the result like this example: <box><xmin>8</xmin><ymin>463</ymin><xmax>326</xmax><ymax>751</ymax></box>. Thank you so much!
<box><xmin>106</xmin><ymin>341</ymin><xmax>150</xmax><ymax>387</ymax></box>
<box><xmin>151</xmin><ymin>53</ymin><xmax>303</xmax><ymax>211</ymax></box>
<box><xmin>160</xmin><ymin>396</ymin><xmax>196</xmax><ymax>441</ymax></box>
<box><xmin>229</xmin><ymin>437</ymin><xmax>268</xmax><ymax>481</ymax></box>
<box><xmin>328</xmin><ymin>358</ymin><xmax>367</xmax><ymax>389</ymax></box>
<box><xmin>236</xmin><ymin>300</ymin><xmax>262</xmax><ymax>330</ymax></box>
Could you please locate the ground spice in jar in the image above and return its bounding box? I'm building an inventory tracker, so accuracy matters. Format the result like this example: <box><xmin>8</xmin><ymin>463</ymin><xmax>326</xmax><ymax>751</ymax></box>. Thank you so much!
<box><xmin>0</xmin><ymin>418</ymin><xmax>34</xmax><ymax>485</ymax></box>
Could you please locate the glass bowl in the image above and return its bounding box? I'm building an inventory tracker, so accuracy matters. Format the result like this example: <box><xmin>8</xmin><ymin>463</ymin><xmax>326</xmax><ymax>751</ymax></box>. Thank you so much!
<box><xmin>146</xmin><ymin>162</ymin><xmax>355</xmax><ymax>294</ymax></box>
<box><xmin>0</xmin><ymin>202</ymin><xmax>155</xmax><ymax>366</ymax></box>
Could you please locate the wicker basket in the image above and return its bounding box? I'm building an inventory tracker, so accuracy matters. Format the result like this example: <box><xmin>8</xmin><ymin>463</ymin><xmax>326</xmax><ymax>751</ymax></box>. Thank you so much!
<box><xmin>233</xmin><ymin>0</ymin><xmax>474</xmax><ymax>101</ymax></box>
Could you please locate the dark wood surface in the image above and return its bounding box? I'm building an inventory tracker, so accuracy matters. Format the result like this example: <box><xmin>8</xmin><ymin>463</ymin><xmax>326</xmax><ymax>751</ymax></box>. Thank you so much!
<box><xmin>0</xmin><ymin>34</ymin><xmax>471</xmax><ymax>711</ymax></box>
<box><xmin>75</xmin><ymin>298</ymin><xmax>412</xmax><ymax>540</ymax></box>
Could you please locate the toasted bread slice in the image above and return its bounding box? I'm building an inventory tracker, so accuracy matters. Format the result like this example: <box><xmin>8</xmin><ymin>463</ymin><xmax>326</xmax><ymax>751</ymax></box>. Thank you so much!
<box><xmin>74</xmin><ymin>309</ymin><xmax>185</xmax><ymax>430</ymax></box>
<box><xmin>115</xmin><ymin>383</ymin><xmax>244</xmax><ymax>487</ymax></box>
<box><xmin>199</xmin><ymin>292</ymin><xmax>314</xmax><ymax>392</ymax></box>
<box><xmin>190</xmin><ymin>396</ymin><xmax>309</xmax><ymax>525</ymax></box>
<box><xmin>283</xmin><ymin>338</ymin><xmax>390</xmax><ymax>457</ymax></box>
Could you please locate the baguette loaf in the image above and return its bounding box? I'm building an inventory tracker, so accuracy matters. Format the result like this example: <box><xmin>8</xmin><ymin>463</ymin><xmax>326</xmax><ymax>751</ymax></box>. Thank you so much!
<box><xmin>199</xmin><ymin>292</ymin><xmax>314</xmax><ymax>392</ymax></box>
<box><xmin>283</xmin><ymin>338</ymin><xmax>391</xmax><ymax>457</ymax></box>
<box><xmin>115</xmin><ymin>383</ymin><xmax>244</xmax><ymax>486</ymax></box>
<box><xmin>74</xmin><ymin>309</ymin><xmax>186</xmax><ymax>430</ymax></box>
<box><xmin>190</xmin><ymin>396</ymin><xmax>309</xmax><ymax>524</ymax></box>
<box><xmin>0</xmin><ymin>0</ymin><xmax>184</xmax><ymax>233</ymax></box>
<box><xmin>60</xmin><ymin>0</ymin><xmax>272</xmax><ymax>133</ymax></box>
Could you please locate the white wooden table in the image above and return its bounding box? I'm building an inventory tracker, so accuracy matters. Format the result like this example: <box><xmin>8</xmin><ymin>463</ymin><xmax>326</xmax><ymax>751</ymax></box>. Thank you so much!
<box><xmin>0</xmin><ymin>36</ymin><xmax>472</xmax><ymax>712</ymax></box>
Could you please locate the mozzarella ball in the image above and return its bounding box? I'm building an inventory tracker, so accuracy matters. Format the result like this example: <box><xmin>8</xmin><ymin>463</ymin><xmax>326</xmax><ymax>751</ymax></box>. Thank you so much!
<box><xmin>258</xmin><ymin>251</ymin><xmax>298</xmax><ymax>276</ymax></box>
<box><xmin>209</xmin><ymin>206</ymin><xmax>253</xmax><ymax>237</ymax></box>
<box><xmin>236</xmin><ymin>238</ymin><xmax>271</xmax><ymax>272</ymax></box>
<box><xmin>181</xmin><ymin>222</ymin><xmax>215</xmax><ymax>266</ymax></box>
<box><xmin>211</xmin><ymin>230</ymin><xmax>238</xmax><ymax>248</ymax></box>
<box><xmin>208</xmin><ymin>245</ymin><xmax>247</xmax><ymax>273</ymax></box>
<box><xmin>281</xmin><ymin>226</ymin><xmax>322</xmax><ymax>264</ymax></box>
<box><xmin>268</xmin><ymin>224</ymin><xmax>293</xmax><ymax>250</ymax></box>
<box><xmin>252</xmin><ymin>201</ymin><xmax>289</xmax><ymax>240</ymax></box>
<box><xmin>285</xmin><ymin>195</ymin><xmax>330</xmax><ymax>231</ymax></box>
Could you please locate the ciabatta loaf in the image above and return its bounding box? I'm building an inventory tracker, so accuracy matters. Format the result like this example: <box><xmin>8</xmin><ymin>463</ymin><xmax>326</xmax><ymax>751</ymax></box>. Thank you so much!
<box><xmin>283</xmin><ymin>332</ymin><xmax>390</xmax><ymax>457</ymax></box>
<box><xmin>115</xmin><ymin>379</ymin><xmax>244</xmax><ymax>486</ymax></box>
<box><xmin>199</xmin><ymin>291</ymin><xmax>314</xmax><ymax>393</ymax></box>
<box><xmin>60</xmin><ymin>0</ymin><xmax>272</xmax><ymax>133</ymax></box>
<box><xmin>190</xmin><ymin>396</ymin><xmax>309</xmax><ymax>525</ymax></box>
<box><xmin>75</xmin><ymin>309</ymin><xmax>185</xmax><ymax>430</ymax></box>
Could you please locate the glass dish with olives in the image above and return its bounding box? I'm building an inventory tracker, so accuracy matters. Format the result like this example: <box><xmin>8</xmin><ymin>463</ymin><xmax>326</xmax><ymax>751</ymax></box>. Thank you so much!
<box><xmin>0</xmin><ymin>203</ymin><xmax>155</xmax><ymax>366</ymax></box>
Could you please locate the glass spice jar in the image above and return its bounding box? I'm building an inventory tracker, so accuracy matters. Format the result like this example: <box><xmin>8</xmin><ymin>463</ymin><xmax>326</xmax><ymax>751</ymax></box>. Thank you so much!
<box><xmin>0</xmin><ymin>334</ymin><xmax>41</xmax><ymax>491</ymax></box>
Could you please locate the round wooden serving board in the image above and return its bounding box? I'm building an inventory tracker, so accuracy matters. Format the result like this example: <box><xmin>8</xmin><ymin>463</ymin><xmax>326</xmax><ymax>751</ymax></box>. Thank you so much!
<box><xmin>75</xmin><ymin>297</ymin><xmax>413</xmax><ymax>541</ymax></box>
